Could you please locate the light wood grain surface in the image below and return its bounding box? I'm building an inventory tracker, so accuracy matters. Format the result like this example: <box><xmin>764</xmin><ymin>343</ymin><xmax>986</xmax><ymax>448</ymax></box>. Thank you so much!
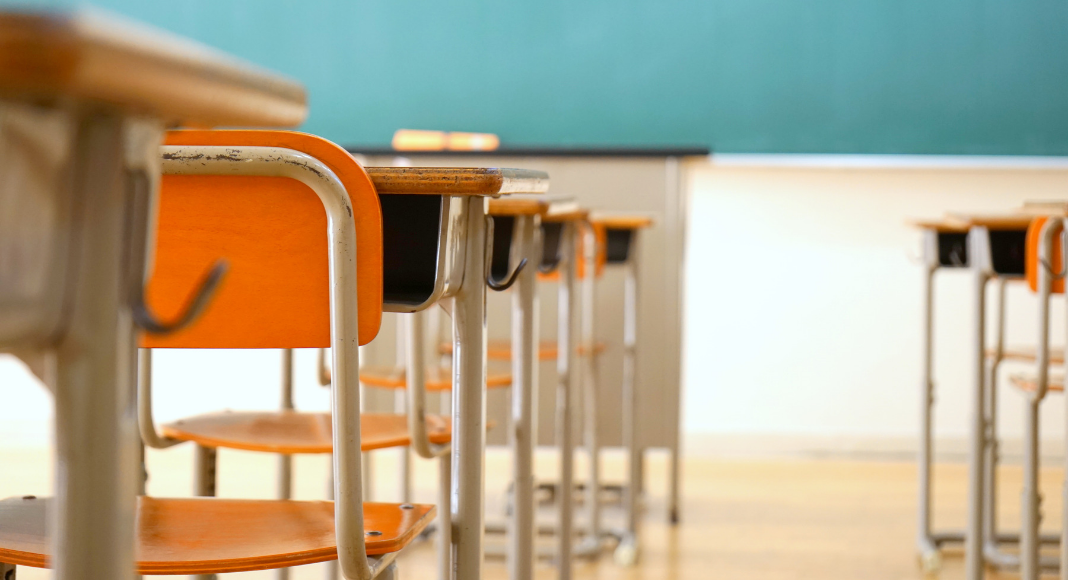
<box><xmin>0</xmin><ymin>495</ymin><xmax>434</xmax><ymax>573</ymax></box>
<box><xmin>161</xmin><ymin>411</ymin><xmax>451</xmax><ymax>454</ymax></box>
<box><xmin>2</xmin><ymin>447</ymin><xmax>1054</xmax><ymax>579</ymax></box>
<box><xmin>590</xmin><ymin>214</ymin><xmax>654</xmax><ymax>230</ymax></box>
<box><xmin>365</xmin><ymin>167</ymin><xmax>549</xmax><ymax>196</ymax></box>
<box><xmin>0</xmin><ymin>10</ymin><xmax>307</xmax><ymax>127</ymax></box>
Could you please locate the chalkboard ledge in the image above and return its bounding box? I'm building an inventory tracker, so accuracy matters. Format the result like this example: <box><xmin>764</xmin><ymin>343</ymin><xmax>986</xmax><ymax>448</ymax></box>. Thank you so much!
<box><xmin>345</xmin><ymin>145</ymin><xmax>710</xmax><ymax>158</ymax></box>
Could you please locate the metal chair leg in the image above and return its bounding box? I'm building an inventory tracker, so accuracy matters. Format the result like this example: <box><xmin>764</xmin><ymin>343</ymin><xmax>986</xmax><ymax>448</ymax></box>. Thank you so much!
<box><xmin>438</xmin><ymin>453</ymin><xmax>452</xmax><ymax>580</ymax></box>
<box><xmin>276</xmin><ymin>349</ymin><xmax>295</xmax><ymax>580</ymax></box>
<box><xmin>193</xmin><ymin>444</ymin><xmax>218</xmax><ymax>580</ymax></box>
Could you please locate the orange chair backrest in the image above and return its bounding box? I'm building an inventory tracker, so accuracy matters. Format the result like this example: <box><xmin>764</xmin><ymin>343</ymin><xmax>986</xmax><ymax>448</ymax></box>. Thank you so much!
<box><xmin>141</xmin><ymin>130</ymin><xmax>383</xmax><ymax>349</ymax></box>
<box><xmin>1026</xmin><ymin>215</ymin><xmax>1065</xmax><ymax>294</ymax></box>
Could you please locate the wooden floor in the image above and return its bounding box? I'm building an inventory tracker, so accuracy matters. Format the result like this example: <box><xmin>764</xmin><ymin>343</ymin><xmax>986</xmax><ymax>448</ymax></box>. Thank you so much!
<box><xmin>0</xmin><ymin>445</ymin><xmax>1064</xmax><ymax>579</ymax></box>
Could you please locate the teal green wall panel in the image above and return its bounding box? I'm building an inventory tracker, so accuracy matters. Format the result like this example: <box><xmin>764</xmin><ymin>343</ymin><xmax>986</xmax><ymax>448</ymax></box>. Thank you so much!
<box><xmin>78</xmin><ymin>1</ymin><xmax>1068</xmax><ymax>155</ymax></box>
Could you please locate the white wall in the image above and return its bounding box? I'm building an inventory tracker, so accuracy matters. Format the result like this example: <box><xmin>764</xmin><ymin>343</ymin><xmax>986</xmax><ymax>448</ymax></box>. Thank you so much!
<box><xmin>683</xmin><ymin>157</ymin><xmax>1068</xmax><ymax>457</ymax></box>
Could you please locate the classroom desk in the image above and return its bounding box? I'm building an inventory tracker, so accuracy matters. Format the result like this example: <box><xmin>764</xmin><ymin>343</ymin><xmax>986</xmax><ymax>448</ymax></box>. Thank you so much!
<box><xmin>349</xmin><ymin>146</ymin><xmax>707</xmax><ymax>526</ymax></box>
<box><xmin>0</xmin><ymin>10</ymin><xmax>305</xmax><ymax>580</ymax></box>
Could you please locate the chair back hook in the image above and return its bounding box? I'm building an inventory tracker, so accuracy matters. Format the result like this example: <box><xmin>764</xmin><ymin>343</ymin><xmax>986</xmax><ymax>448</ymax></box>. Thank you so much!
<box><xmin>132</xmin><ymin>260</ymin><xmax>229</xmax><ymax>335</ymax></box>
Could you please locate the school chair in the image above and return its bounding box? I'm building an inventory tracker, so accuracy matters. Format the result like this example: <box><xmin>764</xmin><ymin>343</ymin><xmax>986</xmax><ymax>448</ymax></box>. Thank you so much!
<box><xmin>1005</xmin><ymin>215</ymin><xmax>1068</xmax><ymax>580</ymax></box>
<box><xmin>146</xmin><ymin>131</ymin><xmax>546</xmax><ymax>580</ymax></box>
<box><xmin>0</xmin><ymin>129</ymin><xmax>448</xmax><ymax>580</ymax></box>
<box><xmin>0</xmin><ymin>11</ymin><xmax>305</xmax><ymax>580</ymax></box>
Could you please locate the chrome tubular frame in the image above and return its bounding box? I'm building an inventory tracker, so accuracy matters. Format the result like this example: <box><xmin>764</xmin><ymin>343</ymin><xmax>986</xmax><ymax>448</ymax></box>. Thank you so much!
<box><xmin>577</xmin><ymin>220</ymin><xmax>603</xmax><ymax>558</ymax></box>
<box><xmin>49</xmin><ymin>114</ymin><xmax>161</xmax><ymax>580</ymax></box>
<box><xmin>1019</xmin><ymin>218</ymin><xmax>1064</xmax><ymax>580</ymax></box>
<box><xmin>964</xmin><ymin>226</ymin><xmax>993</xmax><ymax>580</ymax></box>
<box><xmin>615</xmin><ymin>228</ymin><xmax>643</xmax><ymax>567</ymax></box>
<box><xmin>450</xmin><ymin>196</ymin><xmax>490</xmax><ymax>580</ymax></box>
<box><xmin>555</xmin><ymin>221</ymin><xmax>579</xmax><ymax>580</ymax></box>
<box><xmin>916</xmin><ymin>229</ymin><xmax>941</xmax><ymax>571</ymax></box>
<box><xmin>508</xmin><ymin>214</ymin><xmax>541</xmax><ymax>580</ymax></box>
<box><xmin>406</xmin><ymin>308</ymin><xmax>453</xmax><ymax>580</ymax></box>
<box><xmin>159</xmin><ymin>146</ymin><xmax>386</xmax><ymax>580</ymax></box>
<box><xmin>276</xmin><ymin>348</ymin><xmax>295</xmax><ymax>580</ymax></box>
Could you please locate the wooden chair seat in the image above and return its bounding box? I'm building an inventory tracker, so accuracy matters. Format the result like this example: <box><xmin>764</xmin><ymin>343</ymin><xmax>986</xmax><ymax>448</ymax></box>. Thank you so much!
<box><xmin>439</xmin><ymin>339</ymin><xmax>607</xmax><ymax>361</ymax></box>
<box><xmin>161</xmin><ymin>411</ymin><xmax>451</xmax><ymax>454</ymax></box>
<box><xmin>986</xmin><ymin>346</ymin><xmax>1066</xmax><ymax>364</ymax></box>
<box><xmin>0</xmin><ymin>495</ymin><xmax>434</xmax><ymax>574</ymax></box>
<box><xmin>360</xmin><ymin>364</ymin><xmax>512</xmax><ymax>391</ymax></box>
<box><xmin>1010</xmin><ymin>374</ymin><xmax>1065</xmax><ymax>393</ymax></box>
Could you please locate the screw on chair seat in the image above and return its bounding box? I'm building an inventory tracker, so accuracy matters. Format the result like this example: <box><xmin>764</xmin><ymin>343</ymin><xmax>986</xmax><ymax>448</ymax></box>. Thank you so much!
<box><xmin>0</xmin><ymin>496</ymin><xmax>434</xmax><ymax>574</ymax></box>
<box><xmin>986</xmin><ymin>346</ymin><xmax>1066</xmax><ymax>364</ymax></box>
<box><xmin>161</xmin><ymin>411</ymin><xmax>451</xmax><ymax>454</ymax></box>
<box><xmin>1010</xmin><ymin>374</ymin><xmax>1065</xmax><ymax>393</ymax></box>
<box><xmin>438</xmin><ymin>339</ymin><xmax>607</xmax><ymax>361</ymax></box>
<box><xmin>359</xmin><ymin>364</ymin><xmax>513</xmax><ymax>391</ymax></box>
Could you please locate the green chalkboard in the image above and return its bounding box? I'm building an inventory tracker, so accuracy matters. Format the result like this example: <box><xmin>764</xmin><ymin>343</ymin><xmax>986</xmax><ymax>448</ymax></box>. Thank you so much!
<box><xmin>43</xmin><ymin>1</ymin><xmax>1068</xmax><ymax>154</ymax></box>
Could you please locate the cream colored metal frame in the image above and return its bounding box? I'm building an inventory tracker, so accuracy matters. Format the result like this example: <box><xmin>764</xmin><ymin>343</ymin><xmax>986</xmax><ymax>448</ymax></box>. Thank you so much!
<box><xmin>612</xmin><ymin>228</ymin><xmax>643</xmax><ymax>567</ymax></box>
<box><xmin>915</xmin><ymin>227</ymin><xmax>1057</xmax><ymax>577</ymax></box>
<box><xmin>321</xmin><ymin>192</ymin><xmax>524</xmax><ymax>580</ymax></box>
<box><xmin>138</xmin><ymin>145</ymin><xmax>393</xmax><ymax>580</ymax></box>
<box><xmin>508</xmin><ymin>214</ymin><xmax>542</xmax><ymax>580</ymax></box>
<box><xmin>0</xmin><ymin>108</ymin><xmax>165</xmax><ymax>580</ymax></box>
<box><xmin>1013</xmin><ymin>218</ymin><xmax>1067</xmax><ymax>580</ymax></box>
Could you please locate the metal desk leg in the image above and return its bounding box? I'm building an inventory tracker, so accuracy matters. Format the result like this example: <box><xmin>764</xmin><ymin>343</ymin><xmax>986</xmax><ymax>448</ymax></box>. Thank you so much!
<box><xmin>52</xmin><ymin>113</ymin><xmax>145</xmax><ymax>580</ymax></box>
<box><xmin>555</xmin><ymin>222</ymin><xmax>579</xmax><ymax>580</ymax></box>
<box><xmin>508</xmin><ymin>215</ymin><xmax>540</xmax><ymax>580</ymax></box>
<box><xmin>577</xmin><ymin>223</ymin><xmax>602</xmax><ymax>558</ymax></box>
<box><xmin>964</xmin><ymin>227</ymin><xmax>992</xmax><ymax>580</ymax></box>
<box><xmin>917</xmin><ymin>231</ymin><xmax>941</xmax><ymax>571</ymax></box>
<box><xmin>615</xmin><ymin>231</ymin><xmax>642</xmax><ymax>567</ymax></box>
<box><xmin>452</xmin><ymin>197</ymin><xmax>489</xmax><ymax>580</ymax></box>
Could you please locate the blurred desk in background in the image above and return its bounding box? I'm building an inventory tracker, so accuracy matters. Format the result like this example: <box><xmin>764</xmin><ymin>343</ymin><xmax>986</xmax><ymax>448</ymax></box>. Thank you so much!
<box><xmin>349</xmin><ymin>145</ymin><xmax>708</xmax><ymax>521</ymax></box>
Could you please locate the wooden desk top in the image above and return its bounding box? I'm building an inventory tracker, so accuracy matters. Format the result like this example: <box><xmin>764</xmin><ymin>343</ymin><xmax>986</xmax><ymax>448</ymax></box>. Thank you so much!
<box><xmin>365</xmin><ymin>167</ymin><xmax>549</xmax><ymax>196</ymax></box>
<box><xmin>943</xmin><ymin>213</ymin><xmax>1034</xmax><ymax>230</ymax></box>
<box><xmin>908</xmin><ymin>219</ymin><xmax>969</xmax><ymax>233</ymax></box>
<box><xmin>487</xmin><ymin>197</ymin><xmax>549</xmax><ymax>216</ymax></box>
<box><xmin>0</xmin><ymin>10</ymin><xmax>306</xmax><ymax>127</ymax></box>
<box><xmin>910</xmin><ymin>213</ymin><xmax>1035</xmax><ymax>232</ymax></box>
<box><xmin>541</xmin><ymin>199</ymin><xmax>588</xmax><ymax>222</ymax></box>
<box><xmin>590</xmin><ymin>214</ymin><xmax>654</xmax><ymax>230</ymax></box>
